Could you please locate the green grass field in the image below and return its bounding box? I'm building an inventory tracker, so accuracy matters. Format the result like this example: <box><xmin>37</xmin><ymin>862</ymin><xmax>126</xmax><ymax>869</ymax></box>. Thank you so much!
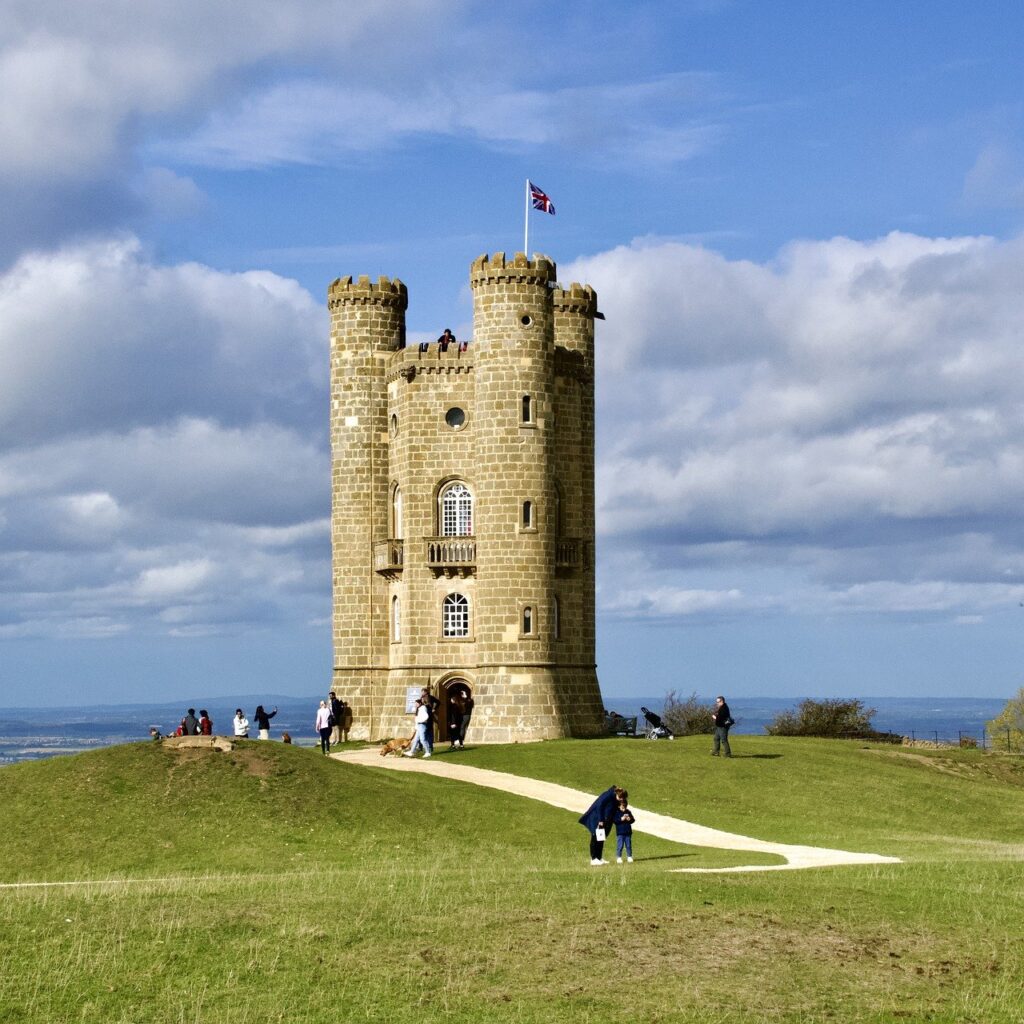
<box><xmin>1</xmin><ymin>735</ymin><xmax>1022</xmax><ymax>1023</ymax></box>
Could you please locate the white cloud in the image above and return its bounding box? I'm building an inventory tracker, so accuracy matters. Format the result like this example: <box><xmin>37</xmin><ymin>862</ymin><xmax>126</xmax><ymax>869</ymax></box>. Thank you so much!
<box><xmin>0</xmin><ymin>237</ymin><xmax>331</xmax><ymax>640</ymax></box>
<box><xmin>0</xmin><ymin>0</ymin><xmax>448</xmax><ymax>179</ymax></box>
<box><xmin>162</xmin><ymin>73</ymin><xmax>725</xmax><ymax>170</ymax></box>
<box><xmin>0</xmin><ymin>236</ymin><xmax>325</xmax><ymax>447</ymax></box>
<box><xmin>566</xmin><ymin>232</ymin><xmax>1024</xmax><ymax>621</ymax></box>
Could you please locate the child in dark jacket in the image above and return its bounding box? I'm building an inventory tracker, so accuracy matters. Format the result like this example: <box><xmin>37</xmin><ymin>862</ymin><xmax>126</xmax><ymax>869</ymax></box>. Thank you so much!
<box><xmin>614</xmin><ymin>795</ymin><xmax>635</xmax><ymax>863</ymax></box>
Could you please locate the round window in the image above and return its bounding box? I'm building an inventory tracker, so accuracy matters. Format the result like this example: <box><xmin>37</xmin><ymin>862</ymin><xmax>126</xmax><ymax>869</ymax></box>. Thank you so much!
<box><xmin>445</xmin><ymin>407</ymin><xmax>466</xmax><ymax>429</ymax></box>
<box><xmin>520</xmin><ymin>314</ymin><xmax>533</xmax><ymax>328</ymax></box>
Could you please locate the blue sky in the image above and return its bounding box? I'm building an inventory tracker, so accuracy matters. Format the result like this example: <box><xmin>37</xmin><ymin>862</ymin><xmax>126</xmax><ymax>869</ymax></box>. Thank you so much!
<box><xmin>3</xmin><ymin>0</ymin><xmax>1024</xmax><ymax>706</ymax></box>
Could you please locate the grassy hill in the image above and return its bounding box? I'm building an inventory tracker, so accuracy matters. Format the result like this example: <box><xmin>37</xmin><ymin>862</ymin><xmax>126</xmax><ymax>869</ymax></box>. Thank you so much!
<box><xmin>1</xmin><ymin>736</ymin><xmax>1022</xmax><ymax>1023</ymax></box>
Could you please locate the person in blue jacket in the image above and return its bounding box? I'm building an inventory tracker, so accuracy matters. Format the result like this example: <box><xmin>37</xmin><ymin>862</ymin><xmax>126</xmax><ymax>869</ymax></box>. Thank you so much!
<box><xmin>579</xmin><ymin>785</ymin><xmax>624</xmax><ymax>866</ymax></box>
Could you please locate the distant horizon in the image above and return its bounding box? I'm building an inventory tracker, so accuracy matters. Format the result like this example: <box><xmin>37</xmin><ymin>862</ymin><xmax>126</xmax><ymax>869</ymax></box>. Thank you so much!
<box><xmin>0</xmin><ymin>691</ymin><xmax>1011</xmax><ymax>714</ymax></box>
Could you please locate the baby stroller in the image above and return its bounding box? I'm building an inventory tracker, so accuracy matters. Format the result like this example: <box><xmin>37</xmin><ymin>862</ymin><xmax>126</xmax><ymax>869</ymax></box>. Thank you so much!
<box><xmin>641</xmin><ymin>707</ymin><xmax>674</xmax><ymax>740</ymax></box>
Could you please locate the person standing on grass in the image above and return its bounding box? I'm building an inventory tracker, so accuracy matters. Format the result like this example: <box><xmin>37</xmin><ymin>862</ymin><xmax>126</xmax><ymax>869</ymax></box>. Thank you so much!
<box><xmin>233</xmin><ymin>708</ymin><xmax>250</xmax><ymax>738</ymax></box>
<box><xmin>711</xmin><ymin>695</ymin><xmax>735</xmax><ymax>758</ymax></box>
<box><xmin>614</xmin><ymin>793</ymin><xmax>635</xmax><ymax>863</ymax></box>
<box><xmin>447</xmin><ymin>689</ymin><xmax>465</xmax><ymax>750</ymax></box>
<box><xmin>579</xmin><ymin>785</ymin><xmax>623</xmax><ymax>866</ymax></box>
<box><xmin>329</xmin><ymin>691</ymin><xmax>343</xmax><ymax>746</ymax></box>
<box><xmin>253</xmin><ymin>704</ymin><xmax>278</xmax><ymax>740</ymax></box>
<box><xmin>315</xmin><ymin>700</ymin><xmax>333</xmax><ymax>755</ymax></box>
<box><xmin>456</xmin><ymin>687</ymin><xmax>473</xmax><ymax>748</ymax></box>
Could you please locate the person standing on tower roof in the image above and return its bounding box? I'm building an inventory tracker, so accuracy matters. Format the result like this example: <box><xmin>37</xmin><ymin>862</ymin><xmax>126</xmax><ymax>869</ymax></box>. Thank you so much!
<box><xmin>436</xmin><ymin>328</ymin><xmax>455</xmax><ymax>352</ymax></box>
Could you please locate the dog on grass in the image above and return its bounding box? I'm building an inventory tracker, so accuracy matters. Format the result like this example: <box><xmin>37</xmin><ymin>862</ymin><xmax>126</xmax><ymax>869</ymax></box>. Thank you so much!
<box><xmin>380</xmin><ymin>735</ymin><xmax>414</xmax><ymax>757</ymax></box>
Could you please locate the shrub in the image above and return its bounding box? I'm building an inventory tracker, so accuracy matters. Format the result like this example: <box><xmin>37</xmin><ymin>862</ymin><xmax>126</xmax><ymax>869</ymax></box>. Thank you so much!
<box><xmin>661</xmin><ymin>690</ymin><xmax>714</xmax><ymax>736</ymax></box>
<box><xmin>766</xmin><ymin>698</ymin><xmax>879</xmax><ymax>738</ymax></box>
<box><xmin>986</xmin><ymin>688</ymin><xmax>1024</xmax><ymax>751</ymax></box>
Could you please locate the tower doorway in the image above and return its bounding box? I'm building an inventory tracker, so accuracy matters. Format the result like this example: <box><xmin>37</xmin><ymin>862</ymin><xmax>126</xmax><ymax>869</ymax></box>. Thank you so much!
<box><xmin>438</xmin><ymin>678</ymin><xmax>473</xmax><ymax>747</ymax></box>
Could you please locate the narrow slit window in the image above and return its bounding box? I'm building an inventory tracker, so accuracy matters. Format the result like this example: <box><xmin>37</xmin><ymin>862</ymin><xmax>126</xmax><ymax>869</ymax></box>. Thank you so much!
<box><xmin>521</xmin><ymin>394</ymin><xmax>532</xmax><ymax>423</ymax></box>
<box><xmin>522</xmin><ymin>500</ymin><xmax>533</xmax><ymax>528</ymax></box>
<box><xmin>553</xmin><ymin>596</ymin><xmax>560</xmax><ymax>639</ymax></box>
<box><xmin>522</xmin><ymin>606</ymin><xmax>533</xmax><ymax>635</ymax></box>
<box><xmin>392</xmin><ymin>595</ymin><xmax>401</xmax><ymax>642</ymax></box>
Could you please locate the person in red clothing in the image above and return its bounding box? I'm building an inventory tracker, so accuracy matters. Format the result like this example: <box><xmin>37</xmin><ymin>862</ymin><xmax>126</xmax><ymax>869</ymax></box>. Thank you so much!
<box><xmin>199</xmin><ymin>709</ymin><xmax>213</xmax><ymax>736</ymax></box>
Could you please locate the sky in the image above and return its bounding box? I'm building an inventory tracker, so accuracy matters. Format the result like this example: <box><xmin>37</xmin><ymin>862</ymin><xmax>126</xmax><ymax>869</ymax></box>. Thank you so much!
<box><xmin>3</xmin><ymin>0</ymin><xmax>1024</xmax><ymax>707</ymax></box>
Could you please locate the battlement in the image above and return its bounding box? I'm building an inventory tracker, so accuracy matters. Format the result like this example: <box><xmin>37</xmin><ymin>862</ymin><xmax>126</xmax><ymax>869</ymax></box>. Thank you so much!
<box><xmin>470</xmin><ymin>252</ymin><xmax>556</xmax><ymax>288</ymax></box>
<box><xmin>553</xmin><ymin>282</ymin><xmax>600</xmax><ymax>318</ymax></box>
<box><xmin>328</xmin><ymin>275</ymin><xmax>408</xmax><ymax>310</ymax></box>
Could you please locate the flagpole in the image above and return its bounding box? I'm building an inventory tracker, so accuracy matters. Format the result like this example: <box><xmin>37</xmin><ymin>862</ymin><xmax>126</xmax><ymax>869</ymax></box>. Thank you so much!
<box><xmin>523</xmin><ymin>179</ymin><xmax>530</xmax><ymax>257</ymax></box>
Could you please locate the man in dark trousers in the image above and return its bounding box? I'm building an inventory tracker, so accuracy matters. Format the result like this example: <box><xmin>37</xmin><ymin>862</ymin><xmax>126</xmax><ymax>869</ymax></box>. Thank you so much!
<box><xmin>711</xmin><ymin>695</ymin><xmax>735</xmax><ymax>758</ymax></box>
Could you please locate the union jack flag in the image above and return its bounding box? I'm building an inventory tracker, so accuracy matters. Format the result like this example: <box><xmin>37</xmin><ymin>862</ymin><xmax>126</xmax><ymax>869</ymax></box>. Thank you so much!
<box><xmin>528</xmin><ymin>180</ymin><xmax>556</xmax><ymax>215</ymax></box>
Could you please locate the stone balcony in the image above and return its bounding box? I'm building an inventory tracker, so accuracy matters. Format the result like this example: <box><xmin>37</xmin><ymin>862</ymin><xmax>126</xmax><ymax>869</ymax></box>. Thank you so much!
<box><xmin>373</xmin><ymin>539</ymin><xmax>404</xmax><ymax>577</ymax></box>
<box><xmin>426</xmin><ymin>536</ymin><xmax>476</xmax><ymax>576</ymax></box>
<box><xmin>555</xmin><ymin>538</ymin><xmax>583</xmax><ymax>571</ymax></box>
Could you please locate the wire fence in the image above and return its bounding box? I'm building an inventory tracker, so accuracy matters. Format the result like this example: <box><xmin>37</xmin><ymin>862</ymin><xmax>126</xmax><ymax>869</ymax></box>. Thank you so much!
<box><xmin>900</xmin><ymin>728</ymin><xmax>1023</xmax><ymax>753</ymax></box>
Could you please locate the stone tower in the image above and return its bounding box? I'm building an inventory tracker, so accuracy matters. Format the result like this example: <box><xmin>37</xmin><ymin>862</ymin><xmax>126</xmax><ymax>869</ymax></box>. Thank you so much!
<box><xmin>328</xmin><ymin>252</ymin><xmax>604</xmax><ymax>742</ymax></box>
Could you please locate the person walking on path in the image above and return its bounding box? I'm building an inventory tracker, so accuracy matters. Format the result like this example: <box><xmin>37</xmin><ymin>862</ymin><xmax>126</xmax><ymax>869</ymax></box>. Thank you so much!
<box><xmin>233</xmin><ymin>709</ymin><xmax>249</xmax><ymax>738</ymax></box>
<box><xmin>711</xmin><ymin>695</ymin><xmax>735</xmax><ymax>757</ymax></box>
<box><xmin>578</xmin><ymin>785</ymin><xmax>623</xmax><ymax>866</ymax></box>
<box><xmin>614</xmin><ymin>793</ymin><xmax>635</xmax><ymax>863</ymax></box>
<box><xmin>419</xmin><ymin>688</ymin><xmax>440</xmax><ymax>749</ymax></box>
<box><xmin>254</xmin><ymin>704</ymin><xmax>278</xmax><ymax>740</ymax></box>
<box><xmin>403</xmin><ymin>698</ymin><xmax>433</xmax><ymax>759</ymax></box>
<box><xmin>315</xmin><ymin>700</ymin><xmax>333</xmax><ymax>754</ymax></box>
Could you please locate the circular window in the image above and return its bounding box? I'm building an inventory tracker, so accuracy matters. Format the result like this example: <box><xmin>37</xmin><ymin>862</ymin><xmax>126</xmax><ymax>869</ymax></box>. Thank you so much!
<box><xmin>445</xmin><ymin>407</ymin><xmax>466</xmax><ymax>429</ymax></box>
<box><xmin>520</xmin><ymin>314</ymin><xmax>533</xmax><ymax>328</ymax></box>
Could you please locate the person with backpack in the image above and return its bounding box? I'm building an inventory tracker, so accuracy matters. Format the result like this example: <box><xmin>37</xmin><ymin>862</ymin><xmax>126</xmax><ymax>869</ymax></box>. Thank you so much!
<box><xmin>329</xmin><ymin>691</ymin><xmax>343</xmax><ymax>746</ymax></box>
<box><xmin>711</xmin><ymin>695</ymin><xmax>735</xmax><ymax>758</ymax></box>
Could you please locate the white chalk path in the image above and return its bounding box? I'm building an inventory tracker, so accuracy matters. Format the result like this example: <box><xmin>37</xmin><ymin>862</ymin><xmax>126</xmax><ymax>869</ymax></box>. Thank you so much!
<box><xmin>334</xmin><ymin>748</ymin><xmax>901</xmax><ymax>873</ymax></box>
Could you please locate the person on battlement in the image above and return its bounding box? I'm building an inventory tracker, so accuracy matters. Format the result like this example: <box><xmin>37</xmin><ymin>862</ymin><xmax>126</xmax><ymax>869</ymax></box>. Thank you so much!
<box><xmin>436</xmin><ymin>328</ymin><xmax>455</xmax><ymax>351</ymax></box>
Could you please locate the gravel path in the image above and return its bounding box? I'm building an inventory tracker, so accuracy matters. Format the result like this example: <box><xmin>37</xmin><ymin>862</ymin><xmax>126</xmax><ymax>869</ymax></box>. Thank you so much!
<box><xmin>333</xmin><ymin>747</ymin><xmax>902</xmax><ymax>873</ymax></box>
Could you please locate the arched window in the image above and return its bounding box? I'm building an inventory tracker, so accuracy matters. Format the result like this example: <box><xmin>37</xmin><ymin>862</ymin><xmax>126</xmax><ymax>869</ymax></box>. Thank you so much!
<box><xmin>522</xmin><ymin>606</ymin><xmax>534</xmax><ymax>635</ymax></box>
<box><xmin>392</xmin><ymin>485</ymin><xmax>403</xmax><ymax>540</ymax></box>
<box><xmin>443</xmin><ymin>593</ymin><xmax>470</xmax><ymax>638</ymax></box>
<box><xmin>441</xmin><ymin>483</ymin><xmax>473</xmax><ymax>537</ymax></box>
<box><xmin>522</xmin><ymin>500</ymin><xmax>533</xmax><ymax>529</ymax></box>
<box><xmin>521</xmin><ymin>394</ymin><xmax>533</xmax><ymax>423</ymax></box>
<box><xmin>391</xmin><ymin>595</ymin><xmax>401</xmax><ymax>642</ymax></box>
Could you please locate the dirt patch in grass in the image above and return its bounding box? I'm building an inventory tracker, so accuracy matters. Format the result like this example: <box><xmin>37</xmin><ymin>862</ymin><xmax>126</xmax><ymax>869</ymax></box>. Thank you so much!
<box><xmin>868</xmin><ymin>747</ymin><xmax>1024</xmax><ymax>786</ymax></box>
<box><xmin>159</xmin><ymin>742</ymin><xmax>276</xmax><ymax>780</ymax></box>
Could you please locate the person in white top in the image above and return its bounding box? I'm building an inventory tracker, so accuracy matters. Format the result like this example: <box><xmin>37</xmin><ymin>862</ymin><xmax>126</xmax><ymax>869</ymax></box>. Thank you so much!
<box><xmin>403</xmin><ymin>699</ymin><xmax>433</xmax><ymax>759</ymax></box>
<box><xmin>315</xmin><ymin>700</ymin><xmax>333</xmax><ymax>754</ymax></box>
<box><xmin>233</xmin><ymin>709</ymin><xmax>249</xmax><ymax>738</ymax></box>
